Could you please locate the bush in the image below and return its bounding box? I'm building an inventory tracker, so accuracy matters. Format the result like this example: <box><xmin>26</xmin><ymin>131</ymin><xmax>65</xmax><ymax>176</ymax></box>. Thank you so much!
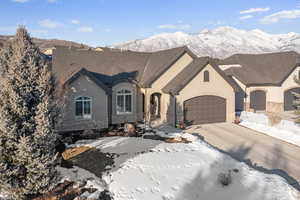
<box><xmin>218</xmin><ymin>171</ymin><xmax>232</xmax><ymax>186</ymax></box>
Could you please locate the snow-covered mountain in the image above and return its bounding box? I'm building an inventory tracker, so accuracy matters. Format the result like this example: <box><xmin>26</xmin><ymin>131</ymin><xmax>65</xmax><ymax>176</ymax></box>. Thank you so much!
<box><xmin>112</xmin><ymin>26</ymin><xmax>300</xmax><ymax>58</ymax></box>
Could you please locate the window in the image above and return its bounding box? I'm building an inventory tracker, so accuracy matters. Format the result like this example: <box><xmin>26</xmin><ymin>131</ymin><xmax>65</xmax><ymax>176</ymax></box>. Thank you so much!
<box><xmin>75</xmin><ymin>96</ymin><xmax>92</xmax><ymax>119</ymax></box>
<box><xmin>204</xmin><ymin>70</ymin><xmax>210</xmax><ymax>82</ymax></box>
<box><xmin>116</xmin><ymin>89</ymin><xmax>132</xmax><ymax>114</ymax></box>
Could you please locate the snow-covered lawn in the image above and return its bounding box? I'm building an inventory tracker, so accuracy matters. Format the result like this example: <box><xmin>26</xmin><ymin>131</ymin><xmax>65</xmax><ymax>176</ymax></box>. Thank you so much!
<box><xmin>105</xmin><ymin>138</ymin><xmax>298</xmax><ymax>200</ymax></box>
<box><xmin>240</xmin><ymin>111</ymin><xmax>300</xmax><ymax>147</ymax></box>
<box><xmin>66</xmin><ymin>128</ymin><xmax>300</xmax><ymax>200</ymax></box>
<box><xmin>3</xmin><ymin>124</ymin><xmax>298</xmax><ymax>199</ymax></box>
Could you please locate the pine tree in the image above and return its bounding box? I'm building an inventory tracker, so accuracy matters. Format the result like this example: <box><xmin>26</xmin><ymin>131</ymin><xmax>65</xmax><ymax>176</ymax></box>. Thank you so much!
<box><xmin>0</xmin><ymin>26</ymin><xmax>59</xmax><ymax>199</ymax></box>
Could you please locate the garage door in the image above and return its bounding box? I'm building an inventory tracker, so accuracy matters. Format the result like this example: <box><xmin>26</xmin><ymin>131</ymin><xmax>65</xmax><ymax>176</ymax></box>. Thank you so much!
<box><xmin>284</xmin><ymin>87</ymin><xmax>300</xmax><ymax>111</ymax></box>
<box><xmin>184</xmin><ymin>95</ymin><xmax>226</xmax><ymax>125</ymax></box>
<box><xmin>250</xmin><ymin>90</ymin><xmax>266</xmax><ymax>111</ymax></box>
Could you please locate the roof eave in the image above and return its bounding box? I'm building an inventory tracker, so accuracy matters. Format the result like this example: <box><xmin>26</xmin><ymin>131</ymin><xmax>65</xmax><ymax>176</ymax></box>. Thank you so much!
<box><xmin>246</xmin><ymin>83</ymin><xmax>281</xmax><ymax>87</ymax></box>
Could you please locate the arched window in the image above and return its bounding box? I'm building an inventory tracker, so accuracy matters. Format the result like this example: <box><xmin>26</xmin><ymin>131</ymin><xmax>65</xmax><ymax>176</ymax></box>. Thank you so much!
<box><xmin>117</xmin><ymin>89</ymin><xmax>132</xmax><ymax>114</ymax></box>
<box><xmin>204</xmin><ymin>70</ymin><xmax>209</xmax><ymax>82</ymax></box>
<box><xmin>75</xmin><ymin>96</ymin><xmax>92</xmax><ymax>119</ymax></box>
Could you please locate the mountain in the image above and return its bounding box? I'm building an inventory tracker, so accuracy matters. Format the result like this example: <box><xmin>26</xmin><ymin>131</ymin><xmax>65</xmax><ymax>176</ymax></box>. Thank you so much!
<box><xmin>0</xmin><ymin>35</ymin><xmax>89</xmax><ymax>52</ymax></box>
<box><xmin>112</xmin><ymin>26</ymin><xmax>300</xmax><ymax>58</ymax></box>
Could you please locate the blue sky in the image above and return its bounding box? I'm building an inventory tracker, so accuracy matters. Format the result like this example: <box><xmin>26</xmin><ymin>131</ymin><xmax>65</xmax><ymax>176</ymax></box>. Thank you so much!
<box><xmin>1</xmin><ymin>0</ymin><xmax>300</xmax><ymax>46</ymax></box>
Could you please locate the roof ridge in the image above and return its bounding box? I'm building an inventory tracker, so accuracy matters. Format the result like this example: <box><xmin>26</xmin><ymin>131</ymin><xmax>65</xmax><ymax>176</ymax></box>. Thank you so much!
<box><xmin>225</xmin><ymin>51</ymin><xmax>299</xmax><ymax>59</ymax></box>
<box><xmin>138</xmin><ymin>53</ymin><xmax>153</xmax><ymax>83</ymax></box>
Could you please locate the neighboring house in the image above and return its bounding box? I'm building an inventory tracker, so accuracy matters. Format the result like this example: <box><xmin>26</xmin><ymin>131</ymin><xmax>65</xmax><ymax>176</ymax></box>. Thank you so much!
<box><xmin>219</xmin><ymin>51</ymin><xmax>300</xmax><ymax>113</ymax></box>
<box><xmin>52</xmin><ymin>46</ymin><xmax>238</xmax><ymax>132</ymax></box>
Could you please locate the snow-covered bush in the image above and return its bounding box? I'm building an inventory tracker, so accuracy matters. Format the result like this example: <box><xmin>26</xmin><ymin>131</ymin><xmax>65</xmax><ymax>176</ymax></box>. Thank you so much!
<box><xmin>218</xmin><ymin>171</ymin><xmax>232</xmax><ymax>186</ymax></box>
<box><xmin>0</xmin><ymin>27</ymin><xmax>59</xmax><ymax>199</ymax></box>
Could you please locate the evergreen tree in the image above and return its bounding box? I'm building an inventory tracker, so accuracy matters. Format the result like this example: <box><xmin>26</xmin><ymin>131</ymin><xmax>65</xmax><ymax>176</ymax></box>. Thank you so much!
<box><xmin>0</xmin><ymin>26</ymin><xmax>59</xmax><ymax>199</ymax></box>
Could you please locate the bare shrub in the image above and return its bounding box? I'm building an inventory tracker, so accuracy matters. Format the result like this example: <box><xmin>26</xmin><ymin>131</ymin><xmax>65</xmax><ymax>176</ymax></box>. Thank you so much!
<box><xmin>218</xmin><ymin>170</ymin><xmax>232</xmax><ymax>186</ymax></box>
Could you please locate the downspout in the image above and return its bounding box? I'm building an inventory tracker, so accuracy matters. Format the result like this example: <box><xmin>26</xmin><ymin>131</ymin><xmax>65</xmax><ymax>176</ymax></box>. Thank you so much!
<box><xmin>244</xmin><ymin>86</ymin><xmax>248</xmax><ymax>112</ymax></box>
<box><xmin>144</xmin><ymin>88</ymin><xmax>148</xmax><ymax>124</ymax></box>
<box><xmin>174</xmin><ymin>95</ymin><xmax>177</xmax><ymax>128</ymax></box>
<box><xmin>108</xmin><ymin>91</ymin><xmax>112</xmax><ymax>126</ymax></box>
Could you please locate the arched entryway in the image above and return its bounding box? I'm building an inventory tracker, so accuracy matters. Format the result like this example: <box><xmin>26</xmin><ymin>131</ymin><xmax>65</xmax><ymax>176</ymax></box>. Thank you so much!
<box><xmin>184</xmin><ymin>95</ymin><xmax>226</xmax><ymax>125</ymax></box>
<box><xmin>250</xmin><ymin>90</ymin><xmax>266</xmax><ymax>111</ymax></box>
<box><xmin>150</xmin><ymin>93</ymin><xmax>161</xmax><ymax>119</ymax></box>
<box><xmin>284</xmin><ymin>87</ymin><xmax>300</xmax><ymax>111</ymax></box>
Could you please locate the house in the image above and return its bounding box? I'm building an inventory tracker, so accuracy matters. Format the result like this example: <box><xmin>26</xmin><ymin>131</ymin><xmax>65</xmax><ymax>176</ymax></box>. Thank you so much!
<box><xmin>219</xmin><ymin>51</ymin><xmax>300</xmax><ymax>113</ymax></box>
<box><xmin>52</xmin><ymin>46</ymin><xmax>238</xmax><ymax>132</ymax></box>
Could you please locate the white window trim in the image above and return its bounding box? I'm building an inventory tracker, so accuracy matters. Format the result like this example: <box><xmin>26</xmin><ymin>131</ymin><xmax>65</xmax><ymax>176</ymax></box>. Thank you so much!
<box><xmin>116</xmin><ymin>89</ymin><xmax>133</xmax><ymax>115</ymax></box>
<box><xmin>75</xmin><ymin>96</ymin><xmax>92</xmax><ymax>120</ymax></box>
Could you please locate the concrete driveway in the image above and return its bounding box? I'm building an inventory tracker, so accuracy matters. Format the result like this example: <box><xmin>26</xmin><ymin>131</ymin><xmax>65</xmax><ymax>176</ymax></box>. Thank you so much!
<box><xmin>186</xmin><ymin>123</ymin><xmax>300</xmax><ymax>191</ymax></box>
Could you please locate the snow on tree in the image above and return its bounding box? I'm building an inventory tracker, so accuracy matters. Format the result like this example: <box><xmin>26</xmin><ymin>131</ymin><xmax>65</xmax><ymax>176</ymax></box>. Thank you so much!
<box><xmin>0</xmin><ymin>26</ymin><xmax>59</xmax><ymax>199</ymax></box>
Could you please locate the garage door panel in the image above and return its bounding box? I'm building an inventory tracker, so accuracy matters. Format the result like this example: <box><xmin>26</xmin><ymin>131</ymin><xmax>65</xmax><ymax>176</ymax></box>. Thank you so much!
<box><xmin>184</xmin><ymin>95</ymin><xmax>226</xmax><ymax>125</ymax></box>
<box><xmin>284</xmin><ymin>87</ymin><xmax>300</xmax><ymax>111</ymax></box>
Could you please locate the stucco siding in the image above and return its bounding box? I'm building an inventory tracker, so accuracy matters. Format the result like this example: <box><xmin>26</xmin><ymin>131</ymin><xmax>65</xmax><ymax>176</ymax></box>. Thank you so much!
<box><xmin>59</xmin><ymin>75</ymin><xmax>109</xmax><ymax>131</ymax></box>
<box><xmin>142</xmin><ymin>89</ymin><xmax>171</xmax><ymax>123</ymax></box>
<box><xmin>233</xmin><ymin>66</ymin><xmax>300</xmax><ymax>112</ymax></box>
<box><xmin>151</xmin><ymin>53</ymin><xmax>193</xmax><ymax>89</ymax></box>
<box><xmin>281</xmin><ymin>66</ymin><xmax>300</xmax><ymax>93</ymax></box>
<box><xmin>111</xmin><ymin>82</ymin><xmax>142</xmax><ymax>124</ymax></box>
<box><xmin>142</xmin><ymin>52</ymin><xmax>194</xmax><ymax>124</ymax></box>
<box><xmin>176</xmin><ymin>64</ymin><xmax>236</xmax><ymax>123</ymax></box>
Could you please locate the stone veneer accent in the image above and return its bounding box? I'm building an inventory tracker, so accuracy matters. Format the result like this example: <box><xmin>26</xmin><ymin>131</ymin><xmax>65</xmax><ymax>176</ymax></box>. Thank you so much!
<box><xmin>266</xmin><ymin>102</ymin><xmax>284</xmax><ymax>113</ymax></box>
<box><xmin>245</xmin><ymin>102</ymin><xmax>284</xmax><ymax>113</ymax></box>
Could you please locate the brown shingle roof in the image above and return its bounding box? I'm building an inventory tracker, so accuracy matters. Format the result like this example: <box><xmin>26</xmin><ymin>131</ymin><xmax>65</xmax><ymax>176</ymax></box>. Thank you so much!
<box><xmin>140</xmin><ymin>46</ymin><xmax>197</xmax><ymax>87</ymax></box>
<box><xmin>219</xmin><ymin>51</ymin><xmax>300</xmax><ymax>86</ymax></box>
<box><xmin>52</xmin><ymin>46</ymin><xmax>195</xmax><ymax>88</ymax></box>
<box><xmin>162</xmin><ymin>58</ymin><xmax>240</xmax><ymax>95</ymax></box>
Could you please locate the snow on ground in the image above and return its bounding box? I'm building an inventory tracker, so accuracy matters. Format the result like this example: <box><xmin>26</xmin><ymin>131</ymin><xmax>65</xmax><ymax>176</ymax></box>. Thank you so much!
<box><xmin>58</xmin><ymin>125</ymin><xmax>300</xmax><ymax>200</ymax></box>
<box><xmin>154</xmin><ymin>124</ymin><xmax>198</xmax><ymax>142</ymax></box>
<box><xmin>104</xmin><ymin>138</ymin><xmax>299</xmax><ymax>200</ymax></box>
<box><xmin>0</xmin><ymin>192</ymin><xmax>9</xmax><ymax>200</ymax></box>
<box><xmin>57</xmin><ymin>166</ymin><xmax>106</xmax><ymax>198</ymax></box>
<box><xmin>240</xmin><ymin>111</ymin><xmax>300</xmax><ymax>147</ymax></box>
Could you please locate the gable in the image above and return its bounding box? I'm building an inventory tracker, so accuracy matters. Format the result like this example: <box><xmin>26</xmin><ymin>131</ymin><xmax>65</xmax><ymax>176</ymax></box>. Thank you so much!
<box><xmin>162</xmin><ymin>58</ymin><xmax>239</xmax><ymax>95</ymax></box>
<box><xmin>179</xmin><ymin>64</ymin><xmax>235</xmax><ymax>97</ymax></box>
<box><xmin>282</xmin><ymin>66</ymin><xmax>300</xmax><ymax>88</ymax></box>
<box><xmin>63</xmin><ymin>68</ymin><xmax>111</xmax><ymax>95</ymax></box>
<box><xmin>68</xmin><ymin>74</ymin><xmax>108</xmax><ymax>97</ymax></box>
<box><xmin>151</xmin><ymin>52</ymin><xmax>194</xmax><ymax>90</ymax></box>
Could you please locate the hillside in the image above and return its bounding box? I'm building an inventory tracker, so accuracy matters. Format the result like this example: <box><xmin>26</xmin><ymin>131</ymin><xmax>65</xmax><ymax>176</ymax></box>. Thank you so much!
<box><xmin>113</xmin><ymin>26</ymin><xmax>300</xmax><ymax>58</ymax></box>
<box><xmin>0</xmin><ymin>35</ymin><xmax>89</xmax><ymax>51</ymax></box>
